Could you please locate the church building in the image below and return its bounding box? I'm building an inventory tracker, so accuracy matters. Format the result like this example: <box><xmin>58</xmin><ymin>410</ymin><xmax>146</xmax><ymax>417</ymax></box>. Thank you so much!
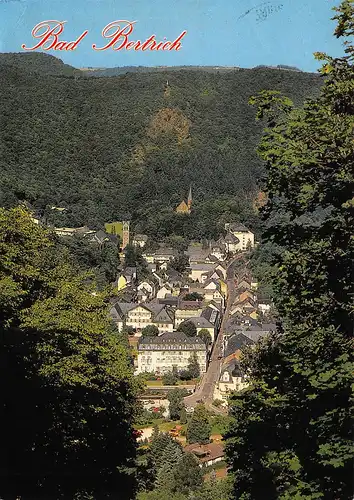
<box><xmin>175</xmin><ymin>186</ymin><xmax>192</xmax><ymax>214</ymax></box>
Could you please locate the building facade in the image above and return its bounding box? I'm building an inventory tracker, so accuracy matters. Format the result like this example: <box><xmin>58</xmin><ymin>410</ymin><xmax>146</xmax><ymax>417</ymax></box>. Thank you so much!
<box><xmin>137</xmin><ymin>331</ymin><xmax>207</xmax><ymax>375</ymax></box>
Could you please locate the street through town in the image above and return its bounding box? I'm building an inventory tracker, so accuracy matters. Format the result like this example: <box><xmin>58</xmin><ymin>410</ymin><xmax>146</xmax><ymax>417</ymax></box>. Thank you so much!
<box><xmin>184</xmin><ymin>254</ymin><xmax>243</xmax><ymax>411</ymax></box>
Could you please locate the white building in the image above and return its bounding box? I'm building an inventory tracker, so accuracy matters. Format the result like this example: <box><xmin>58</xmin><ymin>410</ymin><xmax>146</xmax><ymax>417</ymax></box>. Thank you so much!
<box><xmin>132</xmin><ymin>234</ymin><xmax>148</xmax><ymax>248</ymax></box>
<box><xmin>110</xmin><ymin>302</ymin><xmax>174</xmax><ymax>333</ymax></box>
<box><xmin>213</xmin><ymin>359</ymin><xmax>249</xmax><ymax>404</ymax></box>
<box><xmin>174</xmin><ymin>301</ymin><xmax>204</xmax><ymax>327</ymax></box>
<box><xmin>224</xmin><ymin>223</ymin><xmax>255</xmax><ymax>251</ymax></box>
<box><xmin>136</xmin><ymin>331</ymin><xmax>207</xmax><ymax>375</ymax></box>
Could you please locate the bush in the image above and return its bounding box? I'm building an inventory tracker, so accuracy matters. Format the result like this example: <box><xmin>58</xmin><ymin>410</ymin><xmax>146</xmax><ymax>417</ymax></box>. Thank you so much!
<box><xmin>179</xmin><ymin>369</ymin><xmax>192</xmax><ymax>381</ymax></box>
<box><xmin>162</xmin><ymin>372</ymin><xmax>178</xmax><ymax>385</ymax></box>
<box><xmin>212</xmin><ymin>399</ymin><xmax>223</xmax><ymax>407</ymax></box>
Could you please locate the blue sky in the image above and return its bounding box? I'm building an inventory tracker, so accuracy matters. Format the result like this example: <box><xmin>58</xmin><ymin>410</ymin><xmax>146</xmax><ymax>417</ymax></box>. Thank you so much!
<box><xmin>0</xmin><ymin>0</ymin><xmax>345</xmax><ymax>71</ymax></box>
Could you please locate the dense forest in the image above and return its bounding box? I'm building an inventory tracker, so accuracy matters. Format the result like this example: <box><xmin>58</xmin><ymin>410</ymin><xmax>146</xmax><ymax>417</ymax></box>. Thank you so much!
<box><xmin>0</xmin><ymin>53</ymin><xmax>322</xmax><ymax>239</ymax></box>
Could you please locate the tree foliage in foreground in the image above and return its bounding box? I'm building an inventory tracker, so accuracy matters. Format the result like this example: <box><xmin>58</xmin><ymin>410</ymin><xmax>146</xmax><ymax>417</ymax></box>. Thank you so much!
<box><xmin>225</xmin><ymin>3</ymin><xmax>354</xmax><ymax>499</ymax></box>
<box><xmin>0</xmin><ymin>208</ymin><xmax>138</xmax><ymax>499</ymax></box>
<box><xmin>187</xmin><ymin>404</ymin><xmax>211</xmax><ymax>445</ymax></box>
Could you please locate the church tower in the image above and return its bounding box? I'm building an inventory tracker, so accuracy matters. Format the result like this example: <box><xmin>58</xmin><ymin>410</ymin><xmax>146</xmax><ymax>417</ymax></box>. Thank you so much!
<box><xmin>122</xmin><ymin>220</ymin><xmax>130</xmax><ymax>249</ymax></box>
<box><xmin>187</xmin><ymin>185</ymin><xmax>192</xmax><ymax>211</ymax></box>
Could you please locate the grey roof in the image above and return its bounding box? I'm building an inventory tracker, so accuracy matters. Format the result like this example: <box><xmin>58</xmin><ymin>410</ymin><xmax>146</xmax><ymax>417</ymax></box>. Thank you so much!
<box><xmin>201</xmin><ymin>307</ymin><xmax>219</xmax><ymax>324</ymax></box>
<box><xmin>242</xmin><ymin>330</ymin><xmax>270</xmax><ymax>342</ymax></box>
<box><xmin>220</xmin><ymin>359</ymin><xmax>244</xmax><ymax>381</ymax></box>
<box><xmin>138</xmin><ymin>331</ymin><xmax>206</xmax><ymax>349</ymax></box>
<box><xmin>228</xmin><ymin>223</ymin><xmax>251</xmax><ymax>232</ymax></box>
<box><xmin>181</xmin><ymin>317</ymin><xmax>214</xmax><ymax>329</ymax></box>
<box><xmin>190</xmin><ymin>263</ymin><xmax>217</xmax><ymax>271</ymax></box>
<box><xmin>157</xmin><ymin>296</ymin><xmax>179</xmax><ymax>307</ymax></box>
<box><xmin>110</xmin><ymin>301</ymin><xmax>174</xmax><ymax>324</ymax></box>
<box><xmin>124</xmin><ymin>267</ymin><xmax>137</xmax><ymax>276</ymax></box>
<box><xmin>224</xmin><ymin>232</ymin><xmax>240</xmax><ymax>243</ymax></box>
<box><xmin>225</xmin><ymin>333</ymin><xmax>255</xmax><ymax>357</ymax></box>
<box><xmin>206</xmin><ymin>254</ymin><xmax>219</xmax><ymax>262</ymax></box>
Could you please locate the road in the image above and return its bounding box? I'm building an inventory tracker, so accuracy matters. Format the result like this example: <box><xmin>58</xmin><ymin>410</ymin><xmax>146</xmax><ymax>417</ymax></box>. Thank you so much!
<box><xmin>184</xmin><ymin>254</ymin><xmax>243</xmax><ymax>411</ymax></box>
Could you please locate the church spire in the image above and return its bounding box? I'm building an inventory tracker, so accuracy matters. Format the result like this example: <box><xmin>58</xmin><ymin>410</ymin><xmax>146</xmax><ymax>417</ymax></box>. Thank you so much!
<box><xmin>187</xmin><ymin>185</ymin><xmax>192</xmax><ymax>210</ymax></box>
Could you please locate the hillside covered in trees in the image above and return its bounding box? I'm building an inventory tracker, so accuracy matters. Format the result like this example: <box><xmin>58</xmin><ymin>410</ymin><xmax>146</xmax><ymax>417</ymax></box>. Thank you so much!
<box><xmin>0</xmin><ymin>53</ymin><xmax>322</xmax><ymax>239</ymax></box>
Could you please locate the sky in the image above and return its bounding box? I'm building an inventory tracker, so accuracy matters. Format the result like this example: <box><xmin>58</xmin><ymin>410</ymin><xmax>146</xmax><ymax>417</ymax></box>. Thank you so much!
<box><xmin>0</xmin><ymin>0</ymin><xmax>345</xmax><ymax>71</ymax></box>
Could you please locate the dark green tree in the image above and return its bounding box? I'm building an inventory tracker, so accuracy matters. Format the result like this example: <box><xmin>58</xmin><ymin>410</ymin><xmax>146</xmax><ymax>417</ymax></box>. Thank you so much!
<box><xmin>0</xmin><ymin>207</ymin><xmax>138</xmax><ymax>500</ymax></box>
<box><xmin>186</xmin><ymin>404</ymin><xmax>211</xmax><ymax>444</ymax></box>
<box><xmin>177</xmin><ymin>321</ymin><xmax>197</xmax><ymax>337</ymax></box>
<box><xmin>225</xmin><ymin>3</ymin><xmax>354</xmax><ymax>499</ymax></box>
<box><xmin>141</xmin><ymin>324</ymin><xmax>159</xmax><ymax>337</ymax></box>
<box><xmin>167</xmin><ymin>388</ymin><xmax>189</xmax><ymax>421</ymax></box>
<box><xmin>187</xmin><ymin>352</ymin><xmax>201</xmax><ymax>379</ymax></box>
<box><xmin>183</xmin><ymin>292</ymin><xmax>204</xmax><ymax>301</ymax></box>
<box><xmin>197</xmin><ymin>328</ymin><xmax>212</xmax><ymax>346</ymax></box>
<box><xmin>179</xmin><ymin>406</ymin><xmax>188</xmax><ymax>425</ymax></box>
<box><xmin>155</xmin><ymin>441</ymin><xmax>183</xmax><ymax>490</ymax></box>
<box><xmin>170</xmin><ymin>254</ymin><xmax>189</xmax><ymax>273</ymax></box>
<box><xmin>172</xmin><ymin>452</ymin><xmax>203</xmax><ymax>495</ymax></box>
<box><xmin>162</xmin><ymin>371</ymin><xmax>178</xmax><ymax>385</ymax></box>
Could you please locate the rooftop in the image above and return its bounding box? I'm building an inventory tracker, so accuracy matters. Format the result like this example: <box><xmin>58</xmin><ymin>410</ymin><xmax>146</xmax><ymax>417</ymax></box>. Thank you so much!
<box><xmin>138</xmin><ymin>331</ymin><xmax>206</xmax><ymax>348</ymax></box>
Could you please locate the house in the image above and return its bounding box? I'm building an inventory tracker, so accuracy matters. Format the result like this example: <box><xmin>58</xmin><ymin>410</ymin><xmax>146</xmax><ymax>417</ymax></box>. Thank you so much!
<box><xmin>175</xmin><ymin>301</ymin><xmax>204</xmax><ymax>327</ymax></box>
<box><xmin>203</xmin><ymin>280</ymin><xmax>224</xmax><ymax>305</ymax></box>
<box><xmin>230</xmin><ymin>298</ymin><xmax>257</xmax><ymax>316</ymax></box>
<box><xmin>143</xmin><ymin>246</ymin><xmax>178</xmax><ymax>264</ymax></box>
<box><xmin>258</xmin><ymin>299</ymin><xmax>272</xmax><ymax>314</ymax></box>
<box><xmin>241</xmin><ymin>323</ymin><xmax>276</xmax><ymax>342</ymax></box>
<box><xmin>164</xmin><ymin>268</ymin><xmax>184</xmax><ymax>287</ymax></box>
<box><xmin>214</xmin><ymin>359</ymin><xmax>249</xmax><ymax>404</ymax></box>
<box><xmin>209</xmin><ymin>239</ymin><xmax>226</xmax><ymax>261</ymax></box>
<box><xmin>201</xmin><ymin>306</ymin><xmax>221</xmax><ymax>331</ymax></box>
<box><xmin>179</xmin><ymin>316</ymin><xmax>216</xmax><ymax>342</ymax></box>
<box><xmin>110</xmin><ymin>302</ymin><xmax>174</xmax><ymax>333</ymax></box>
<box><xmin>175</xmin><ymin>200</ymin><xmax>190</xmax><ymax>214</ymax></box>
<box><xmin>137</xmin><ymin>281</ymin><xmax>155</xmax><ymax>296</ymax></box>
<box><xmin>184</xmin><ymin>443</ymin><xmax>224</xmax><ymax>468</ymax></box>
<box><xmin>157</xmin><ymin>285</ymin><xmax>173</xmax><ymax>299</ymax></box>
<box><xmin>86</xmin><ymin>229</ymin><xmax>118</xmax><ymax>248</ymax></box>
<box><xmin>236</xmin><ymin>278</ymin><xmax>252</xmax><ymax>290</ymax></box>
<box><xmin>137</xmin><ymin>288</ymin><xmax>150</xmax><ymax>303</ymax></box>
<box><xmin>115</xmin><ymin>275</ymin><xmax>128</xmax><ymax>291</ymax></box>
<box><xmin>155</xmin><ymin>295</ymin><xmax>179</xmax><ymax>308</ymax></box>
<box><xmin>214</xmin><ymin>263</ymin><xmax>227</xmax><ymax>279</ymax></box>
<box><xmin>224</xmin><ymin>332</ymin><xmax>255</xmax><ymax>356</ymax></box>
<box><xmin>132</xmin><ymin>234</ymin><xmax>148</xmax><ymax>248</ymax></box>
<box><xmin>53</xmin><ymin>225</ymin><xmax>94</xmax><ymax>237</ymax></box>
<box><xmin>147</xmin><ymin>262</ymin><xmax>157</xmax><ymax>273</ymax></box>
<box><xmin>224</xmin><ymin>232</ymin><xmax>240</xmax><ymax>254</ymax></box>
<box><xmin>137</xmin><ymin>331</ymin><xmax>206</xmax><ymax>375</ymax></box>
<box><xmin>123</xmin><ymin>267</ymin><xmax>137</xmax><ymax>284</ymax></box>
<box><xmin>185</xmin><ymin>242</ymin><xmax>208</xmax><ymax>262</ymax></box>
<box><xmin>189</xmin><ymin>263</ymin><xmax>217</xmax><ymax>283</ymax></box>
<box><xmin>224</xmin><ymin>223</ymin><xmax>255</xmax><ymax>251</ymax></box>
<box><xmin>236</xmin><ymin>290</ymin><xmax>256</xmax><ymax>303</ymax></box>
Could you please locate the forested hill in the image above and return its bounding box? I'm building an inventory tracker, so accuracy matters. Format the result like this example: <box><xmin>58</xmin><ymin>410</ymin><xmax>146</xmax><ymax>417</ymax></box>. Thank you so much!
<box><xmin>0</xmin><ymin>53</ymin><xmax>322</xmax><ymax>240</ymax></box>
<box><xmin>0</xmin><ymin>52</ymin><xmax>79</xmax><ymax>76</ymax></box>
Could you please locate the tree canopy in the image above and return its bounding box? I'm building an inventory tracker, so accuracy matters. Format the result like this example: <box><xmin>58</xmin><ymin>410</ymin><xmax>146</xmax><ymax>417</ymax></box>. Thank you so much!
<box><xmin>0</xmin><ymin>207</ymin><xmax>138</xmax><ymax>499</ymax></box>
<box><xmin>186</xmin><ymin>404</ymin><xmax>211</xmax><ymax>445</ymax></box>
<box><xmin>224</xmin><ymin>3</ymin><xmax>354</xmax><ymax>499</ymax></box>
<box><xmin>0</xmin><ymin>54</ymin><xmax>322</xmax><ymax>240</ymax></box>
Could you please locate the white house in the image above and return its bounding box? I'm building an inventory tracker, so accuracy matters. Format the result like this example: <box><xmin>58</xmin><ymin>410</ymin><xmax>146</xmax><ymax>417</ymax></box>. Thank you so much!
<box><xmin>110</xmin><ymin>302</ymin><xmax>174</xmax><ymax>333</ymax></box>
<box><xmin>224</xmin><ymin>223</ymin><xmax>255</xmax><ymax>251</ymax></box>
<box><xmin>132</xmin><ymin>234</ymin><xmax>148</xmax><ymax>248</ymax></box>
